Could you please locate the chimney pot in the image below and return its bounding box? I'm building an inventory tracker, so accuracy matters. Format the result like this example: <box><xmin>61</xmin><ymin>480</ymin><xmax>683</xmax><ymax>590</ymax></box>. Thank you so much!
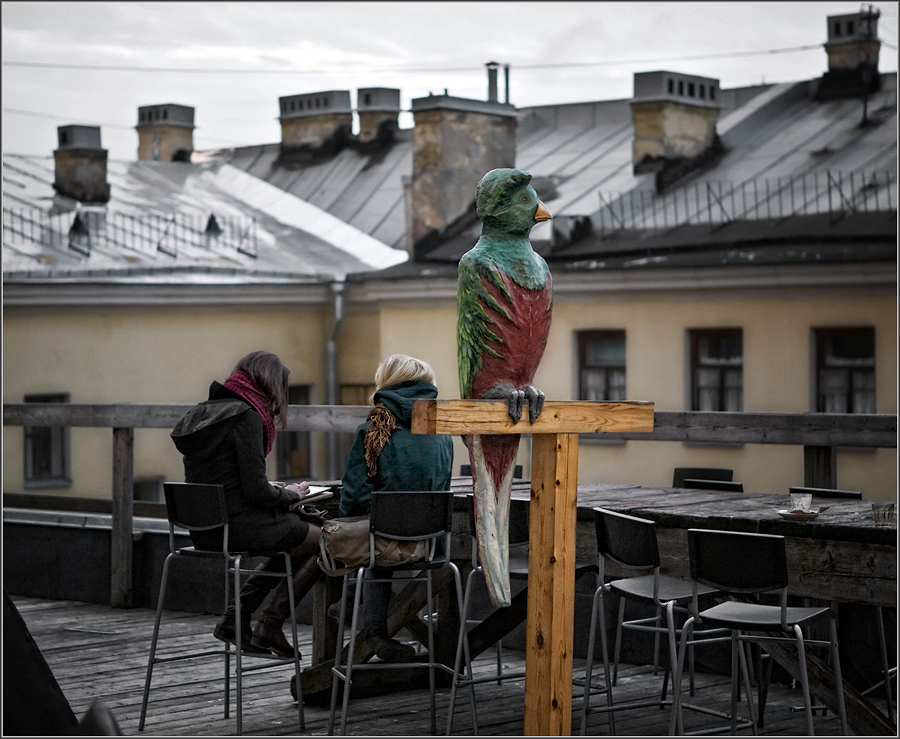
<box><xmin>486</xmin><ymin>61</ymin><xmax>500</xmax><ymax>102</ymax></box>
<box><xmin>53</xmin><ymin>125</ymin><xmax>110</xmax><ymax>203</ymax></box>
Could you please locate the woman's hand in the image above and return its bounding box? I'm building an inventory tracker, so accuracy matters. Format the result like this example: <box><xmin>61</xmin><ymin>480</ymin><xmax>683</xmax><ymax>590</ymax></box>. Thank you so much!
<box><xmin>284</xmin><ymin>481</ymin><xmax>310</xmax><ymax>496</ymax></box>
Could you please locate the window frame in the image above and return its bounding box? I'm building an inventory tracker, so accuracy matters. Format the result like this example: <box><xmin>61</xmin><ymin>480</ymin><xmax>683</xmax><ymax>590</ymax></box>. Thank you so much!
<box><xmin>23</xmin><ymin>392</ymin><xmax>72</xmax><ymax>489</ymax></box>
<box><xmin>577</xmin><ymin>330</ymin><xmax>627</xmax><ymax>402</ymax></box>
<box><xmin>814</xmin><ymin>326</ymin><xmax>876</xmax><ymax>414</ymax></box>
<box><xmin>689</xmin><ymin>328</ymin><xmax>743</xmax><ymax>412</ymax></box>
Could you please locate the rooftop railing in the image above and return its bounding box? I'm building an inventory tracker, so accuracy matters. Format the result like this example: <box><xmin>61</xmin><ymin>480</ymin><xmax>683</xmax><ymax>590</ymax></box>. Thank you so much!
<box><xmin>597</xmin><ymin>169</ymin><xmax>896</xmax><ymax>235</ymax></box>
<box><xmin>2</xmin><ymin>207</ymin><xmax>258</xmax><ymax>259</ymax></box>
<box><xmin>3</xmin><ymin>402</ymin><xmax>896</xmax><ymax>608</ymax></box>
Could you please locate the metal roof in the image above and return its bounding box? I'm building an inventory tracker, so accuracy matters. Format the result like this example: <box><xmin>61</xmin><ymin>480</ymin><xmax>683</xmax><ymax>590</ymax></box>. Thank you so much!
<box><xmin>2</xmin><ymin>156</ymin><xmax>407</xmax><ymax>284</ymax></box>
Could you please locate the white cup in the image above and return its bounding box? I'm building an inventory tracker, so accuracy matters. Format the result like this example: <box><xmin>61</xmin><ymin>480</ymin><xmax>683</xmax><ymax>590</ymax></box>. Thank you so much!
<box><xmin>790</xmin><ymin>492</ymin><xmax>812</xmax><ymax>513</ymax></box>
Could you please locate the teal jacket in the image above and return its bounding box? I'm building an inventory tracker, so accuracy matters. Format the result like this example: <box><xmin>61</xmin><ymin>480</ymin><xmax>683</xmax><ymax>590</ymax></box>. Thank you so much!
<box><xmin>339</xmin><ymin>380</ymin><xmax>454</xmax><ymax>517</ymax></box>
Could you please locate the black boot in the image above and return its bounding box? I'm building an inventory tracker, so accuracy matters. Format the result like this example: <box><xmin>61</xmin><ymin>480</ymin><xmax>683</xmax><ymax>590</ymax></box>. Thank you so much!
<box><xmin>214</xmin><ymin>556</ymin><xmax>284</xmax><ymax>654</ymax></box>
<box><xmin>364</xmin><ymin>627</ymin><xmax>416</xmax><ymax>663</ymax></box>
<box><xmin>251</xmin><ymin>555</ymin><xmax>323</xmax><ymax>657</ymax></box>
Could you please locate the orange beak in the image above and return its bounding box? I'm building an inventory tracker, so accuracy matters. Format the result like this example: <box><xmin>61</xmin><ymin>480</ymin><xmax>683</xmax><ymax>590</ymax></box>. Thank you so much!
<box><xmin>534</xmin><ymin>200</ymin><xmax>552</xmax><ymax>223</ymax></box>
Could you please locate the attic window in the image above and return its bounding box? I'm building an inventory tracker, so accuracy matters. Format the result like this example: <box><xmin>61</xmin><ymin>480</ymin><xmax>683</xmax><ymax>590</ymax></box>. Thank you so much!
<box><xmin>688</xmin><ymin>82</ymin><xmax>695</xmax><ymax>97</ymax></box>
<box><xmin>678</xmin><ymin>80</ymin><xmax>684</xmax><ymax>95</ymax></box>
<box><xmin>699</xmin><ymin>84</ymin><xmax>706</xmax><ymax>99</ymax></box>
<box><xmin>667</xmin><ymin>79</ymin><xmax>674</xmax><ymax>94</ymax></box>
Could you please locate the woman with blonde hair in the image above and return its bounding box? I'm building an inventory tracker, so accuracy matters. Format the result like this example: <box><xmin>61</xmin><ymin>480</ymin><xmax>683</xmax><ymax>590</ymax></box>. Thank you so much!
<box><xmin>338</xmin><ymin>353</ymin><xmax>453</xmax><ymax>661</ymax></box>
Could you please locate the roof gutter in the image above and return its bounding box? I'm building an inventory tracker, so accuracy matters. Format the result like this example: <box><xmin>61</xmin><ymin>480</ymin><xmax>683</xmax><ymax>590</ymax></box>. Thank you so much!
<box><xmin>326</xmin><ymin>278</ymin><xmax>345</xmax><ymax>479</ymax></box>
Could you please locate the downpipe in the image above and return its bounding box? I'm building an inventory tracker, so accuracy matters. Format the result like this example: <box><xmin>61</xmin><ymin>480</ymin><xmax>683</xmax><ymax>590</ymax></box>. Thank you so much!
<box><xmin>326</xmin><ymin>278</ymin><xmax>345</xmax><ymax>479</ymax></box>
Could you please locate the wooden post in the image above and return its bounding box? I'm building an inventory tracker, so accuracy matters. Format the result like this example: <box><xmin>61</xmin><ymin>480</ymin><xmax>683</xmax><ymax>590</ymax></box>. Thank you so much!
<box><xmin>111</xmin><ymin>427</ymin><xmax>134</xmax><ymax>608</ymax></box>
<box><xmin>412</xmin><ymin>399</ymin><xmax>654</xmax><ymax>736</ymax></box>
<box><xmin>804</xmin><ymin>444</ymin><xmax>836</xmax><ymax>488</ymax></box>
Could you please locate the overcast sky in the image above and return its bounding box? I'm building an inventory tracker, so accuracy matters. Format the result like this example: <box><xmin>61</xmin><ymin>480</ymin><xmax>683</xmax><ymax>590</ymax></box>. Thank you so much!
<box><xmin>2</xmin><ymin>2</ymin><xmax>897</xmax><ymax>162</ymax></box>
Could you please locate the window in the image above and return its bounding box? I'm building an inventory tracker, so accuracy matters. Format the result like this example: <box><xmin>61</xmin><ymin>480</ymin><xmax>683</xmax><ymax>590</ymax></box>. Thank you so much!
<box><xmin>847</xmin><ymin>20</ymin><xmax>854</xmax><ymax>35</ymax></box>
<box><xmin>709</xmin><ymin>85</ymin><xmax>716</xmax><ymax>101</ymax></box>
<box><xmin>23</xmin><ymin>393</ymin><xmax>71</xmax><ymax>488</ymax></box>
<box><xmin>678</xmin><ymin>80</ymin><xmax>684</xmax><ymax>95</ymax></box>
<box><xmin>276</xmin><ymin>385</ymin><xmax>312</xmax><ymax>480</ymax></box>
<box><xmin>834</xmin><ymin>21</ymin><xmax>841</xmax><ymax>35</ymax></box>
<box><xmin>364</xmin><ymin>93</ymin><xmax>371</xmax><ymax>105</ymax></box>
<box><xmin>699</xmin><ymin>84</ymin><xmax>706</xmax><ymax>99</ymax></box>
<box><xmin>815</xmin><ymin>327</ymin><xmax>875</xmax><ymax>413</ymax></box>
<box><xmin>690</xmin><ymin>329</ymin><xmax>743</xmax><ymax>411</ymax></box>
<box><xmin>578</xmin><ymin>331</ymin><xmax>626</xmax><ymax>401</ymax></box>
<box><xmin>667</xmin><ymin>79</ymin><xmax>674</xmax><ymax>94</ymax></box>
<box><xmin>163</xmin><ymin>109</ymin><xmax>168</xmax><ymax>120</ymax></box>
<box><xmin>60</xmin><ymin>131</ymin><xmax>69</xmax><ymax>145</ymax></box>
<box><xmin>688</xmin><ymin>82</ymin><xmax>696</xmax><ymax>97</ymax></box>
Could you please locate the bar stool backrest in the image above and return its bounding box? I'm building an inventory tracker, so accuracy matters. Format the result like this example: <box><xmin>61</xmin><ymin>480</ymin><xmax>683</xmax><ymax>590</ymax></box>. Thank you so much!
<box><xmin>687</xmin><ymin>528</ymin><xmax>787</xmax><ymax>594</ymax></box>
<box><xmin>789</xmin><ymin>485</ymin><xmax>862</xmax><ymax>500</ymax></box>
<box><xmin>673</xmin><ymin>467</ymin><xmax>733</xmax><ymax>487</ymax></box>
<box><xmin>594</xmin><ymin>508</ymin><xmax>661</xmax><ymax>571</ymax></box>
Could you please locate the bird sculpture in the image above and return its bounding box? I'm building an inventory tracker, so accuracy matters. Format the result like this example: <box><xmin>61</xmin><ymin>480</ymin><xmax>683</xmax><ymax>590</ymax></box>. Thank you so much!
<box><xmin>457</xmin><ymin>167</ymin><xmax>552</xmax><ymax>607</ymax></box>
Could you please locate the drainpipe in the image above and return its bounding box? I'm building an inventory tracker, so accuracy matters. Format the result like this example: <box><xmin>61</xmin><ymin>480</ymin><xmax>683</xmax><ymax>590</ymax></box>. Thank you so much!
<box><xmin>326</xmin><ymin>278</ymin><xmax>345</xmax><ymax>479</ymax></box>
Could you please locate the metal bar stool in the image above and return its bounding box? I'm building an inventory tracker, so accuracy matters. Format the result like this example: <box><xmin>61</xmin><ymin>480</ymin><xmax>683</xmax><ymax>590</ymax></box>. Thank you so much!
<box><xmin>139</xmin><ymin>482</ymin><xmax>304</xmax><ymax>735</ymax></box>
<box><xmin>326</xmin><ymin>491</ymin><xmax>463</xmax><ymax>735</ymax></box>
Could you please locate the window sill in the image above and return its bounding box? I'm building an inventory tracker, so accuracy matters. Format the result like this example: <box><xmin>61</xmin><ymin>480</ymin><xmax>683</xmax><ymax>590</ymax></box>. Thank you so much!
<box><xmin>23</xmin><ymin>478</ymin><xmax>72</xmax><ymax>490</ymax></box>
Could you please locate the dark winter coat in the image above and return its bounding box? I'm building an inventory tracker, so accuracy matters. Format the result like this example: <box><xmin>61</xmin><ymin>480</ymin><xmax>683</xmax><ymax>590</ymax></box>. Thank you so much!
<box><xmin>170</xmin><ymin>381</ymin><xmax>307</xmax><ymax>553</ymax></box>
<box><xmin>339</xmin><ymin>380</ymin><xmax>454</xmax><ymax>517</ymax></box>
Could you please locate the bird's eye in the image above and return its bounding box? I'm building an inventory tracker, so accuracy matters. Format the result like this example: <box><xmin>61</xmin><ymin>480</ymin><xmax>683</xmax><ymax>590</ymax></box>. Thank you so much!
<box><xmin>521</xmin><ymin>196</ymin><xmax>529</xmax><ymax>203</ymax></box>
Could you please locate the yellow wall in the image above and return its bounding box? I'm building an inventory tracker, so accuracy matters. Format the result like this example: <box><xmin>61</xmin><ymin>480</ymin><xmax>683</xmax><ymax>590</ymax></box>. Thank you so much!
<box><xmin>3</xmin><ymin>303</ymin><xmax>328</xmax><ymax>497</ymax></box>
<box><xmin>3</xmin><ymin>280</ymin><xmax>896</xmax><ymax>502</ymax></box>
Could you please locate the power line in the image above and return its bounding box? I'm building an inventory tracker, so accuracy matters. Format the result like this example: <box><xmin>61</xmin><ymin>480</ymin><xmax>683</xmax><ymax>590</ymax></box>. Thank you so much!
<box><xmin>2</xmin><ymin>44</ymin><xmax>826</xmax><ymax>75</ymax></box>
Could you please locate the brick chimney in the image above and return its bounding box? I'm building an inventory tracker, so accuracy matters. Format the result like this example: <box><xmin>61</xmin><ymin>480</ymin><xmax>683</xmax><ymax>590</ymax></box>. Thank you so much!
<box><xmin>53</xmin><ymin>125</ymin><xmax>110</xmax><ymax>203</ymax></box>
<box><xmin>406</xmin><ymin>66</ymin><xmax>517</xmax><ymax>252</ymax></box>
<box><xmin>357</xmin><ymin>88</ymin><xmax>400</xmax><ymax>143</ymax></box>
<box><xmin>279</xmin><ymin>91</ymin><xmax>352</xmax><ymax>149</ymax></box>
<box><xmin>818</xmin><ymin>5</ymin><xmax>881</xmax><ymax>100</ymax></box>
<box><xmin>136</xmin><ymin>104</ymin><xmax>195</xmax><ymax>161</ymax></box>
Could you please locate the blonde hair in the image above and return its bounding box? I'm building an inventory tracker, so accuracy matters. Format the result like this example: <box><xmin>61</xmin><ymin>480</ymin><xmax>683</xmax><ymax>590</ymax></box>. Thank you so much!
<box><xmin>372</xmin><ymin>354</ymin><xmax>435</xmax><ymax>400</ymax></box>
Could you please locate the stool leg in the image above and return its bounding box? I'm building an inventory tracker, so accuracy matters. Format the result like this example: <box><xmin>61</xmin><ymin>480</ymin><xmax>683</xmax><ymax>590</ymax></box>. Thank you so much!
<box><xmin>876</xmin><ymin>606</ymin><xmax>895</xmax><ymax>725</ymax></box>
<box><xmin>340</xmin><ymin>568</ymin><xmax>366</xmax><ymax>735</ymax></box>
<box><xmin>426</xmin><ymin>570</ymin><xmax>437</xmax><ymax>735</ymax></box>
<box><xmin>327</xmin><ymin>574</ymin><xmax>350</xmax><ymax>735</ymax></box>
<box><xmin>612</xmin><ymin>597</ymin><xmax>626</xmax><ymax>686</ymax></box>
<box><xmin>446</xmin><ymin>567</ymin><xmax>478</xmax><ymax>735</ymax></box>
<box><xmin>234</xmin><ymin>554</ymin><xmax>243</xmax><ymax>736</ymax></box>
<box><xmin>283</xmin><ymin>552</ymin><xmax>305</xmax><ymax>731</ymax></box>
<box><xmin>139</xmin><ymin>553</ymin><xmax>173</xmax><ymax>731</ymax></box>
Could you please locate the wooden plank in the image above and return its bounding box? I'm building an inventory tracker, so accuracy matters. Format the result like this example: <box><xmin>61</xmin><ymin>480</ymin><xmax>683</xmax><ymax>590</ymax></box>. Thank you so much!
<box><xmin>805</xmin><ymin>445</ymin><xmax>837</xmax><ymax>488</ymax></box>
<box><xmin>4</xmin><ymin>403</ymin><xmax>895</xmax><ymax>447</ymax></box>
<box><xmin>524</xmin><ymin>433</ymin><xmax>580</xmax><ymax>736</ymax></box>
<box><xmin>2</xmin><ymin>403</ymin><xmax>370</xmax><ymax>432</ymax></box>
<box><xmin>411</xmin><ymin>399</ymin><xmax>654</xmax><ymax>436</ymax></box>
<box><xmin>602</xmin><ymin>410</ymin><xmax>897</xmax><ymax>447</ymax></box>
<box><xmin>110</xmin><ymin>427</ymin><xmax>134</xmax><ymax>609</ymax></box>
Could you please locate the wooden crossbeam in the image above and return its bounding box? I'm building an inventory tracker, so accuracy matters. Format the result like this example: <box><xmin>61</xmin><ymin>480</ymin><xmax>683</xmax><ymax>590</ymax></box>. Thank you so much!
<box><xmin>412</xmin><ymin>398</ymin><xmax>654</xmax><ymax>736</ymax></box>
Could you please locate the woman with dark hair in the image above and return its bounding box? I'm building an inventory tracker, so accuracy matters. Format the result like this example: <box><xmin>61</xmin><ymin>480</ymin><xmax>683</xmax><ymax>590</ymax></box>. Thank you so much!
<box><xmin>338</xmin><ymin>353</ymin><xmax>454</xmax><ymax>662</ymax></box>
<box><xmin>171</xmin><ymin>350</ymin><xmax>322</xmax><ymax>657</ymax></box>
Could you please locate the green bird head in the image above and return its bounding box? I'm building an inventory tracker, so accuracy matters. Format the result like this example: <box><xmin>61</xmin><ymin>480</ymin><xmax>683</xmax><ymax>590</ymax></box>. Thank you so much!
<box><xmin>475</xmin><ymin>168</ymin><xmax>551</xmax><ymax>237</ymax></box>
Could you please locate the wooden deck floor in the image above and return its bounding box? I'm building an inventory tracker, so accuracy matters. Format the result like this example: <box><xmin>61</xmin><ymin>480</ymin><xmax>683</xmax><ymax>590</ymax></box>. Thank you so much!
<box><xmin>13</xmin><ymin>595</ymin><xmax>869</xmax><ymax>736</ymax></box>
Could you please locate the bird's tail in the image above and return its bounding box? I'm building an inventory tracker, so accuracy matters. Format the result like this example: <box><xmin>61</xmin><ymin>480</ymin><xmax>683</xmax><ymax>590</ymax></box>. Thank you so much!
<box><xmin>468</xmin><ymin>433</ymin><xmax>519</xmax><ymax>607</ymax></box>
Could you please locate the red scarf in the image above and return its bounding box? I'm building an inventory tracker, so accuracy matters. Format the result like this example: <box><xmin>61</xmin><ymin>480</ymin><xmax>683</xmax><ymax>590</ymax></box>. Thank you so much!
<box><xmin>224</xmin><ymin>370</ymin><xmax>277</xmax><ymax>455</ymax></box>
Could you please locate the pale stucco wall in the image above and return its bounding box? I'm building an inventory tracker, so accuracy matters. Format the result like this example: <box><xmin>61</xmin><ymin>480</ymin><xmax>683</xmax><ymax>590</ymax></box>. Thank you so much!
<box><xmin>3</xmin><ymin>303</ymin><xmax>328</xmax><ymax>497</ymax></box>
<box><xmin>365</xmin><ymin>286</ymin><xmax>896</xmax><ymax>499</ymax></box>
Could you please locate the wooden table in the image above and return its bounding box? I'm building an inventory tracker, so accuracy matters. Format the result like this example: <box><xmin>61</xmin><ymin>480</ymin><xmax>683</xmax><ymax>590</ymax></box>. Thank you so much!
<box><xmin>304</xmin><ymin>481</ymin><xmax>896</xmax><ymax>734</ymax></box>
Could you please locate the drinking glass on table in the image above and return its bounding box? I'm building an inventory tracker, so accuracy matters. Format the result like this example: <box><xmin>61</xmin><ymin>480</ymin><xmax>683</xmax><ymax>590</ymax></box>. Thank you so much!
<box><xmin>790</xmin><ymin>492</ymin><xmax>812</xmax><ymax>513</ymax></box>
<box><xmin>872</xmin><ymin>501</ymin><xmax>895</xmax><ymax>527</ymax></box>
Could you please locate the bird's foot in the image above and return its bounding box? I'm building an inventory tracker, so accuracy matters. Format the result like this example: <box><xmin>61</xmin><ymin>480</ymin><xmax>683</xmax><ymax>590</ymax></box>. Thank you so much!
<box><xmin>482</xmin><ymin>383</ymin><xmax>544</xmax><ymax>424</ymax></box>
<box><xmin>523</xmin><ymin>385</ymin><xmax>545</xmax><ymax>424</ymax></box>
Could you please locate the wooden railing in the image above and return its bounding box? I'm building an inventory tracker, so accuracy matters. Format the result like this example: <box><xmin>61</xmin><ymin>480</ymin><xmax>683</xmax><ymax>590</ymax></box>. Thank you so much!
<box><xmin>3</xmin><ymin>403</ymin><xmax>896</xmax><ymax>607</ymax></box>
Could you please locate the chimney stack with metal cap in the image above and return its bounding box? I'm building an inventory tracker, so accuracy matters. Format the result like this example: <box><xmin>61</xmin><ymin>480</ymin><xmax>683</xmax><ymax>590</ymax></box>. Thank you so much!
<box><xmin>630</xmin><ymin>70</ymin><xmax>722</xmax><ymax>186</ymax></box>
<box><xmin>53</xmin><ymin>125</ymin><xmax>110</xmax><ymax>203</ymax></box>
<box><xmin>136</xmin><ymin>104</ymin><xmax>195</xmax><ymax>161</ymax></box>
<box><xmin>818</xmin><ymin>4</ymin><xmax>881</xmax><ymax>100</ymax></box>
<box><xmin>357</xmin><ymin>88</ymin><xmax>401</xmax><ymax>143</ymax></box>
<box><xmin>278</xmin><ymin>91</ymin><xmax>353</xmax><ymax>149</ymax></box>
